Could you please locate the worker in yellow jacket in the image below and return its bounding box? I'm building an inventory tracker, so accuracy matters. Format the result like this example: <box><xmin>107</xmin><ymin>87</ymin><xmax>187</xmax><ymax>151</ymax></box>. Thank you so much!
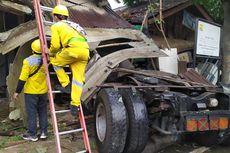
<box><xmin>13</xmin><ymin>39</ymin><xmax>48</xmax><ymax>142</ymax></box>
<box><xmin>49</xmin><ymin>5</ymin><xmax>89</xmax><ymax>116</ymax></box>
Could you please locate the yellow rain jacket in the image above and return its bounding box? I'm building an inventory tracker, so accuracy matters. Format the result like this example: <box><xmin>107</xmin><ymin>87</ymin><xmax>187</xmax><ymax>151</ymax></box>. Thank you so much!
<box><xmin>49</xmin><ymin>20</ymin><xmax>89</xmax><ymax>106</ymax></box>
<box><xmin>19</xmin><ymin>54</ymin><xmax>47</xmax><ymax>94</ymax></box>
<box><xmin>49</xmin><ymin>20</ymin><xmax>89</xmax><ymax>56</ymax></box>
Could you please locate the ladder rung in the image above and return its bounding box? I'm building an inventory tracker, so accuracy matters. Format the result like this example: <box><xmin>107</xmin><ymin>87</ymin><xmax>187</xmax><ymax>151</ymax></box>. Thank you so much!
<box><xmin>59</xmin><ymin>128</ymin><xmax>83</xmax><ymax>135</ymax></box>
<box><xmin>52</xmin><ymin>90</ymin><xmax>62</xmax><ymax>94</ymax></box>
<box><xmin>55</xmin><ymin>109</ymin><xmax>70</xmax><ymax>114</ymax></box>
<box><xmin>40</xmin><ymin>6</ymin><xmax>53</xmax><ymax>12</ymax></box>
<box><xmin>76</xmin><ymin>150</ymin><xmax>87</xmax><ymax>153</ymax></box>
<box><xmin>50</xmin><ymin>72</ymin><xmax>71</xmax><ymax>75</ymax></box>
<box><xmin>44</xmin><ymin>20</ymin><xmax>55</xmax><ymax>26</ymax></box>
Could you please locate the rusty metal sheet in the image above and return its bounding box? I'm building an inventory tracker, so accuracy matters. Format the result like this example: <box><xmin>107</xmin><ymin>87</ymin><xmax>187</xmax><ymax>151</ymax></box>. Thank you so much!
<box><xmin>180</xmin><ymin>69</ymin><xmax>214</xmax><ymax>86</ymax></box>
<box><xmin>69</xmin><ymin>6</ymin><xmax>131</xmax><ymax>28</ymax></box>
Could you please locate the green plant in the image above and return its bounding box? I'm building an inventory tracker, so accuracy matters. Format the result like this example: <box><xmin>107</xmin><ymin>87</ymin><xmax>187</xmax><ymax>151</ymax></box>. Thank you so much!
<box><xmin>193</xmin><ymin>0</ymin><xmax>223</xmax><ymax>23</ymax></box>
<box><xmin>0</xmin><ymin>135</ymin><xmax>22</xmax><ymax>150</ymax></box>
<box><xmin>123</xmin><ymin>0</ymin><xmax>141</xmax><ymax>6</ymax></box>
<box><xmin>0</xmin><ymin>122</ymin><xmax>11</xmax><ymax>131</ymax></box>
<box><xmin>8</xmin><ymin>135</ymin><xmax>22</xmax><ymax>141</ymax></box>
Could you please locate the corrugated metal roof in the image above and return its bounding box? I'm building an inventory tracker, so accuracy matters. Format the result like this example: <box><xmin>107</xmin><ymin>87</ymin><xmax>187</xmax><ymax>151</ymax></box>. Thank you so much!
<box><xmin>117</xmin><ymin>0</ymin><xmax>190</xmax><ymax>23</ymax></box>
<box><xmin>69</xmin><ymin>5</ymin><xmax>132</xmax><ymax>28</ymax></box>
<box><xmin>4</xmin><ymin>0</ymin><xmax>132</xmax><ymax>29</ymax></box>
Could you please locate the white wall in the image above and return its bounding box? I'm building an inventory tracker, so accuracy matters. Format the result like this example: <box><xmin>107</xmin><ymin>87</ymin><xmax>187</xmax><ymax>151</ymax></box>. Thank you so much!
<box><xmin>108</xmin><ymin>0</ymin><xmax>125</xmax><ymax>9</ymax></box>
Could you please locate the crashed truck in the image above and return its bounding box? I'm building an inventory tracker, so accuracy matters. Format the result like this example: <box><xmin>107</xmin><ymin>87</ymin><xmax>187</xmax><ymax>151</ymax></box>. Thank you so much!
<box><xmin>1</xmin><ymin>0</ymin><xmax>230</xmax><ymax>153</ymax></box>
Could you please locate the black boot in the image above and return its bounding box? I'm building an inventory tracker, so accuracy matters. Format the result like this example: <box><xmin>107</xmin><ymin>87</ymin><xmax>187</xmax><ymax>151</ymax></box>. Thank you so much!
<box><xmin>70</xmin><ymin>105</ymin><xmax>80</xmax><ymax>116</ymax></box>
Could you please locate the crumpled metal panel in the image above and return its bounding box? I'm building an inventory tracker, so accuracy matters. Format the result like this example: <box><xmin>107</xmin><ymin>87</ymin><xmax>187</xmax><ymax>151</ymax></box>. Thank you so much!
<box><xmin>0</xmin><ymin>25</ymin><xmax>150</xmax><ymax>54</ymax></box>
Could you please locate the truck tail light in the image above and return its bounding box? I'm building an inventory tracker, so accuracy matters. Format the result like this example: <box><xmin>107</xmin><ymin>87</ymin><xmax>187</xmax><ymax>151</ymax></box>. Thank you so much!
<box><xmin>197</xmin><ymin>118</ymin><xmax>209</xmax><ymax>131</ymax></box>
<box><xmin>210</xmin><ymin>118</ymin><xmax>219</xmax><ymax>130</ymax></box>
<box><xmin>219</xmin><ymin>118</ymin><xmax>228</xmax><ymax>130</ymax></box>
<box><xmin>186</xmin><ymin>119</ymin><xmax>197</xmax><ymax>132</ymax></box>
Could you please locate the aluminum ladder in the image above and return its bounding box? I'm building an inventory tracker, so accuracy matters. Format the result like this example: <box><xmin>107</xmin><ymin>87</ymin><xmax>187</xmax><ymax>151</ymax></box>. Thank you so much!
<box><xmin>32</xmin><ymin>0</ymin><xmax>92</xmax><ymax>152</ymax></box>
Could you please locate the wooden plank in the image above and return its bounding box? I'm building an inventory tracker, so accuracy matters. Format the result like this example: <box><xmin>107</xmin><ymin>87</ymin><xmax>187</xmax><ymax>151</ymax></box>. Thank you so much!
<box><xmin>6</xmin><ymin>41</ymin><xmax>32</xmax><ymax>126</ymax></box>
<box><xmin>0</xmin><ymin>0</ymin><xmax>31</xmax><ymax>15</ymax></box>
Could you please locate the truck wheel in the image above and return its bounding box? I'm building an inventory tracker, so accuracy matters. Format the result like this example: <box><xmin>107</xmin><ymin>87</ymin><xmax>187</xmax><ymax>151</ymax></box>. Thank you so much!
<box><xmin>120</xmin><ymin>89</ymin><xmax>149</xmax><ymax>153</ymax></box>
<box><xmin>194</xmin><ymin>131</ymin><xmax>219</xmax><ymax>146</ymax></box>
<box><xmin>94</xmin><ymin>88</ymin><xmax>128</xmax><ymax>153</ymax></box>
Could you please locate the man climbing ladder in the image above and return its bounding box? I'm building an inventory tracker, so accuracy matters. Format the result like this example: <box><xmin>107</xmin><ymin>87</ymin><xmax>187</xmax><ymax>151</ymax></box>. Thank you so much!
<box><xmin>49</xmin><ymin>4</ymin><xmax>89</xmax><ymax>116</ymax></box>
<box><xmin>33</xmin><ymin>0</ymin><xmax>92</xmax><ymax>152</ymax></box>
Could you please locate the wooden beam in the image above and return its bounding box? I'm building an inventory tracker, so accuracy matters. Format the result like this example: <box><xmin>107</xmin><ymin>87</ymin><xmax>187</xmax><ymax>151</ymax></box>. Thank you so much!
<box><xmin>0</xmin><ymin>0</ymin><xmax>32</xmax><ymax>15</ymax></box>
<box><xmin>148</xmin><ymin>1</ymin><xmax>192</xmax><ymax>24</ymax></box>
<box><xmin>195</xmin><ymin>5</ymin><xmax>214</xmax><ymax>22</ymax></box>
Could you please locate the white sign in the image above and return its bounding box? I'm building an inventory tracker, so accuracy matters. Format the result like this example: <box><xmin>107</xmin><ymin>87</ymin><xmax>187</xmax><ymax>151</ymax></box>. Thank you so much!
<box><xmin>159</xmin><ymin>48</ymin><xmax>178</xmax><ymax>75</ymax></box>
<box><xmin>196</xmin><ymin>20</ymin><xmax>221</xmax><ymax>57</ymax></box>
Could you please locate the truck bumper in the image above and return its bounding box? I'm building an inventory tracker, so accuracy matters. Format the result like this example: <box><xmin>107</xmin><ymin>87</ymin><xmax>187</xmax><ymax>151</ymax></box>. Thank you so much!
<box><xmin>183</xmin><ymin>110</ymin><xmax>230</xmax><ymax>132</ymax></box>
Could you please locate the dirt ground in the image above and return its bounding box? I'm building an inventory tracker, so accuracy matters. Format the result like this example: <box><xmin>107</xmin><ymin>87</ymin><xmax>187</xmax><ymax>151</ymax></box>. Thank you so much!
<box><xmin>0</xmin><ymin>103</ymin><xmax>99</xmax><ymax>153</ymax></box>
<box><xmin>0</xmin><ymin>137</ymin><xmax>98</xmax><ymax>153</ymax></box>
<box><xmin>1</xmin><ymin>123</ymin><xmax>230</xmax><ymax>153</ymax></box>
<box><xmin>1</xmin><ymin>135</ymin><xmax>230</xmax><ymax>153</ymax></box>
<box><xmin>0</xmin><ymin>119</ymin><xmax>98</xmax><ymax>153</ymax></box>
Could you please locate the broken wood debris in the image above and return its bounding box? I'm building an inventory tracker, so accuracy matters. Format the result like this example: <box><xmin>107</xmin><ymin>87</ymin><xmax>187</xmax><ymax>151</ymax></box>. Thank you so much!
<box><xmin>0</xmin><ymin>131</ymin><xmax>15</xmax><ymax>136</ymax></box>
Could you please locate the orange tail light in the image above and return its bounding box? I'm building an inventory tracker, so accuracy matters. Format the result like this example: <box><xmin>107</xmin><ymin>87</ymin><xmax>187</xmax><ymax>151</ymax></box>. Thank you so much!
<box><xmin>209</xmin><ymin>118</ymin><xmax>219</xmax><ymax>130</ymax></box>
<box><xmin>197</xmin><ymin>118</ymin><xmax>209</xmax><ymax>131</ymax></box>
<box><xmin>186</xmin><ymin>119</ymin><xmax>197</xmax><ymax>132</ymax></box>
<box><xmin>219</xmin><ymin>118</ymin><xmax>228</xmax><ymax>130</ymax></box>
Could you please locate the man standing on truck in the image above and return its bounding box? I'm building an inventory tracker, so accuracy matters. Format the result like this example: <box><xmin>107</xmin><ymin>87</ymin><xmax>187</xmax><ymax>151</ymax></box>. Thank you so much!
<box><xmin>13</xmin><ymin>39</ymin><xmax>48</xmax><ymax>141</ymax></box>
<box><xmin>49</xmin><ymin>5</ymin><xmax>89</xmax><ymax>116</ymax></box>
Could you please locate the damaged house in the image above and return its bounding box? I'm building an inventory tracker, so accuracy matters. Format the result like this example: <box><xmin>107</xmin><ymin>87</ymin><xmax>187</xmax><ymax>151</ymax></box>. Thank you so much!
<box><xmin>117</xmin><ymin>0</ymin><xmax>214</xmax><ymax>71</ymax></box>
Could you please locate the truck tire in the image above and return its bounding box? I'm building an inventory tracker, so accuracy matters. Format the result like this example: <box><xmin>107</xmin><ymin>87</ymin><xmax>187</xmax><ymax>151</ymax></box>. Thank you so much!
<box><xmin>94</xmin><ymin>88</ymin><xmax>128</xmax><ymax>153</ymax></box>
<box><xmin>194</xmin><ymin>131</ymin><xmax>219</xmax><ymax>146</ymax></box>
<box><xmin>120</xmin><ymin>89</ymin><xmax>149</xmax><ymax>153</ymax></box>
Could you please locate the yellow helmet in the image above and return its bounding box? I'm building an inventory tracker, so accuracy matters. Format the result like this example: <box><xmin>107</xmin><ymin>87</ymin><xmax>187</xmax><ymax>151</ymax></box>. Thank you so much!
<box><xmin>31</xmin><ymin>39</ymin><xmax>41</xmax><ymax>53</ymax></box>
<box><xmin>53</xmin><ymin>5</ymin><xmax>69</xmax><ymax>17</ymax></box>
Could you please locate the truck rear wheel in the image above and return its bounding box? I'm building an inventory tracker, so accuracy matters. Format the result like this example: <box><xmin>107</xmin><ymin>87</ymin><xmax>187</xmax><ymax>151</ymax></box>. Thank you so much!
<box><xmin>94</xmin><ymin>88</ymin><xmax>128</xmax><ymax>153</ymax></box>
<box><xmin>120</xmin><ymin>89</ymin><xmax>149</xmax><ymax>153</ymax></box>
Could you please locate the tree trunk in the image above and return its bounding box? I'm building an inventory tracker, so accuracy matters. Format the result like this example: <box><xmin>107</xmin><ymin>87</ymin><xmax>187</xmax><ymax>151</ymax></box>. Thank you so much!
<box><xmin>222</xmin><ymin>1</ymin><xmax>230</xmax><ymax>84</ymax></box>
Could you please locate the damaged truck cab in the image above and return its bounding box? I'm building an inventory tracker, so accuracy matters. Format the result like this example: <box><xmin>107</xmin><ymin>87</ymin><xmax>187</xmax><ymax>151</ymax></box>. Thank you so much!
<box><xmin>83</xmin><ymin>30</ymin><xmax>230</xmax><ymax>153</ymax></box>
